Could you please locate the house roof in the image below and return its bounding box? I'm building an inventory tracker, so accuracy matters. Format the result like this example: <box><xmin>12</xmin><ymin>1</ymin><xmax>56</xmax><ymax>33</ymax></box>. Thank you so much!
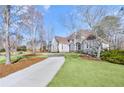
<box><xmin>68</xmin><ymin>29</ymin><xmax>96</xmax><ymax>40</ymax></box>
<box><xmin>78</xmin><ymin>29</ymin><xmax>95</xmax><ymax>38</ymax></box>
<box><xmin>55</xmin><ymin>36</ymin><xmax>69</xmax><ymax>44</ymax></box>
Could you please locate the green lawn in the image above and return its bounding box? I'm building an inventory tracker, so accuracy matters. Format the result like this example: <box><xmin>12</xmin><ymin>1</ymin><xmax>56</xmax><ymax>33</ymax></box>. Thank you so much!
<box><xmin>48</xmin><ymin>53</ymin><xmax>124</xmax><ymax>87</ymax></box>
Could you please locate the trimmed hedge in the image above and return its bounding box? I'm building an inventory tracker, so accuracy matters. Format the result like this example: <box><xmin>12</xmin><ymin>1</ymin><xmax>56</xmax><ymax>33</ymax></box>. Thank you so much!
<box><xmin>101</xmin><ymin>50</ymin><xmax>124</xmax><ymax>65</ymax></box>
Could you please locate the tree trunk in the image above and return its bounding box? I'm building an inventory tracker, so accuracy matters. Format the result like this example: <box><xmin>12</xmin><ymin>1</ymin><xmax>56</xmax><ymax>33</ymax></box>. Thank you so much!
<box><xmin>15</xmin><ymin>41</ymin><xmax>17</xmax><ymax>54</ymax></box>
<box><xmin>32</xmin><ymin>27</ymin><xmax>36</xmax><ymax>55</ymax></box>
<box><xmin>15</xmin><ymin>29</ymin><xmax>19</xmax><ymax>54</ymax></box>
<box><xmin>4</xmin><ymin>6</ymin><xmax>11</xmax><ymax>64</ymax></box>
<box><xmin>40</xmin><ymin>42</ymin><xmax>43</xmax><ymax>52</ymax></box>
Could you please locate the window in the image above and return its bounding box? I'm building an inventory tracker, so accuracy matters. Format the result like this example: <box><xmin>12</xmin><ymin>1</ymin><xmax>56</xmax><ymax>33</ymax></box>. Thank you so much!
<box><xmin>76</xmin><ymin>42</ymin><xmax>81</xmax><ymax>51</ymax></box>
<box><xmin>87</xmin><ymin>43</ymin><xmax>88</xmax><ymax>48</ymax></box>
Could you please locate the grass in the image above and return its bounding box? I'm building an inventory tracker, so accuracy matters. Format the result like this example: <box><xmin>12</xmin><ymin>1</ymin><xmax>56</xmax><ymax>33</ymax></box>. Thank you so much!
<box><xmin>48</xmin><ymin>53</ymin><xmax>124</xmax><ymax>87</ymax></box>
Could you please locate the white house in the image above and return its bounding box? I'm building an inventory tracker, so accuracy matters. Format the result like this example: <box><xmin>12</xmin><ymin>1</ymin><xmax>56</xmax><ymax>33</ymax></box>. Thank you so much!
<box><xmin>68</xmin><ymin>29</ymin><xmax>109</xmax><ymax>55</ymax></box>
<box><xmin>50</xmin><ymin>29</ymin><xmax>109</xmax><ymax>54</ymax></box>
<box><xmin>51</xmin><ymin>36</ymin><xmax>69</xmax><ymax>52</ymax></box>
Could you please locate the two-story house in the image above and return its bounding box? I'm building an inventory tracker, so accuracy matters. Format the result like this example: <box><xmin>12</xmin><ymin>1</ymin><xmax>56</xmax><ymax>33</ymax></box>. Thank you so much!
<box><xmin>50</xmin><ymin>29</ymin><xmax>109</xmax><ymax>54</ymax></box>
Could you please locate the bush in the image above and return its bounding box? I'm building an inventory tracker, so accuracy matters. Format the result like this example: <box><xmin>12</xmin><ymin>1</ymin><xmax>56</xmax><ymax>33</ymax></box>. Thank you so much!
<box><xmin>0</xmin><ymin>48</ymin><xmax>5</xmax><ymax>52</ymax></box>
<box><xmin>101</xmin><ymin>50</ymin><xmax>124</xmax><ymax>65</ymax></box>
<box><xmin>18</xmin><ymin>51</ymin><xmax>23</xmax><ymax>54</ymax></box>
<box><xmin>17</xmin><ymin>46</ymin><xmax>27</xmax><ymax>51</ymax></box>
<box><xmin>12</xmin><ymin>55</ymin><xmax>24</xmax><ymax>63</ymax></box>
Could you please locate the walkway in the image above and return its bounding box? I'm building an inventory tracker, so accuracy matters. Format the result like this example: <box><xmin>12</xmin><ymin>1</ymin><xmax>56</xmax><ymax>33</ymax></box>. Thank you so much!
<box><xmin>0</xmin><ymin>56</ymin><xmax>65</xmax><ymax>87</ymax></box>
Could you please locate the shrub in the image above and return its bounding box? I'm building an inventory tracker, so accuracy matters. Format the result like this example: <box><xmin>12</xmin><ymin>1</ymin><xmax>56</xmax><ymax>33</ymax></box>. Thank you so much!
<box><xmin>18</xmin><ymin>51</ymin><xmax>23</xmax><ymax>54</ymax></box>
<box><xmin>0</xmin><ymin>48</ymin><xmax>5</xmax><ymax>52</ymax></box>
<box><xmin>12</xmin><ymin>55</ymin><xmax>24</xmax><ymax>63</ymax></box>
<box><xmin>101</xmin><ymin>50</ymin><xmax>124</xmax><ymax>65</ymax></box>
<box><xmin>17</xmin><ymin>46</ymin><xmax>27</xmax><ymax>51</ymax></box>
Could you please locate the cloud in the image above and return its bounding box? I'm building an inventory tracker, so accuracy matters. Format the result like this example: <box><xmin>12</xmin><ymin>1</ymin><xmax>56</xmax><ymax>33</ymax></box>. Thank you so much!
<box><xmin>43</xmin><ymin>5</ymin><xmax>51</xmax><ymax>11</ymax></box>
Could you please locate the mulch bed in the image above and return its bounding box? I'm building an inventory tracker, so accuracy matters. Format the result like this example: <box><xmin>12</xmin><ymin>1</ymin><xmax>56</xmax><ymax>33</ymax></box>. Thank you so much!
<box><xmin>0</xmin><ymin>57</ymin><xmax>46</xmax><ymax>78</ymax></box>
<box><xmin>80</xmin><ymin>54</ymin><xmax>101</xmax><ymax>61</ymax></box>
<box><xmin>23</xmin><ymin>53</ymin><xmax>44</xmax><ymax>58</ymax></box>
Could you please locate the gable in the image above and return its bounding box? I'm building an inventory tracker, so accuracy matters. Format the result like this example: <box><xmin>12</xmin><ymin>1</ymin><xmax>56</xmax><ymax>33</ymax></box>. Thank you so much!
<box><xmin>55</xmin><ymin>36</ymin><xmax>69</xmax><ymax>44</ymax></box>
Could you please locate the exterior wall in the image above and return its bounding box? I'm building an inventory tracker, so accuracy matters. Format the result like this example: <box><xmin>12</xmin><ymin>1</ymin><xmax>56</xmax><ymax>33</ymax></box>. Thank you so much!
<box><xmin>69</xmin><ymin>40</ymin><xmax>76</xmax><ymax>52</ymax></box>
<box><xmin>51</xmin><ymin>38</ymin><xmax>69</xmax><ymax>53</ymax></box>
<box><xmin>69</xmin><ymin>36</ymin><xmax>110</xmax><ymax>55</ymax></box>
<box><xmin>69</xmin><ymin>43</ymin><xmax>77</xmax><ymax>52</ymax></box>
<box><xmin>51</xmin><ymin>38</ymin><xmax>58</xmax><ymax>52</ymax></box>
<box><xmin>69</xmin><ymin>36</ymin><xmax>86</xmax><ymax>52</ymax></box>
<box><xmin>81</xmin><ymin>39</ymin><xmax>109</xmax><ymax>55</ymax></box>
<box><xmin>59</xmin><ymin>43</ymin><xmax>69</xmax><ymax>52</ymax></box>
<box><xmin>81</xmin><ymin>39</ymin><xmax>98</xmax><ymax>55</ymax></box>
<box><xmin>102</xmin><ymin>43</ymin><xmax>109</xmax><ymax>50</ymax></box>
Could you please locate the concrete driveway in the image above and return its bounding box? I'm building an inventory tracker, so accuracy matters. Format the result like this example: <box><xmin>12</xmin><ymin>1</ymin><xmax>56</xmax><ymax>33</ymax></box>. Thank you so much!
<box><xmin>0</xmin><ymin>56</ymin><xmax>65</xmax><ymax>87</ymax></box>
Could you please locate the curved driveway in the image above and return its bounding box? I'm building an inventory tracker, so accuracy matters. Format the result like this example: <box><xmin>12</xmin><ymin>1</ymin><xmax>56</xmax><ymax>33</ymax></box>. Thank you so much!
<box><xmin>0</xmin><ymin>56</ymin><xmax>65</xmax><ymax>87</ymax></box>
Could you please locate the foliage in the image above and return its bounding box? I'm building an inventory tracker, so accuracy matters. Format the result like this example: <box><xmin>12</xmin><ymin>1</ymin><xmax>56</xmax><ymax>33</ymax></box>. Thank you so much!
<box><xmin>17</xmin><ymin>46</ymin><xmax>27</xmax><ymax>51</ymax></box>
<box><xmin>0</xmin><ymin>55</ymin><xmax>24</xmax><ymax>64</ymax></box>
<box><xmin>101</xmin><ymin>50</ymin><xmax>124</xmax><ymax>64</ymax></box>
<box><xmin>18</xmin><ymin>51</ymin><xmax>23</xmax><ymax>54</ymax></box>
<box><xmin>0</xmin><ymin>56</ymin><xmax>6</xmax><ymax>64</ymax></box>
<box><xmin>11</xmin><ymin>55</ymin><xmax>24</xmax><ymax>63</ymax></box>
<box><xmin>0</xmin><ymin>48</ymin><xmax>5</xmax><ymax>52</ymax></box>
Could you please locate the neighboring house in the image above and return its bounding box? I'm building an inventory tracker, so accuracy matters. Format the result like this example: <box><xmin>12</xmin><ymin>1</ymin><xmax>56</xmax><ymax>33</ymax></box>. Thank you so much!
<box><xmin>51</xmin><ymin>36</ymin><xmax>69</xmax><ymax>52</ymax></box>
<box><xmin>50</xmin><ymin>29</ymin><xmax>109</xmax><ymax>54</ymax></box>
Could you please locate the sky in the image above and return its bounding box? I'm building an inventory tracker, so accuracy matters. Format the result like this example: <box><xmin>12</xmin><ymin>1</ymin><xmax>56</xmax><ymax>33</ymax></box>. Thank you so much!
<box><xmin>36</xmin><ymin>5</ymin><xmax>122</xmax><ymax>37</ymax></box>
<box><xmin>37</xmin><ymin>5</ymin><xmax>76</xmax><ymax>37</ymax></box>
<box><xmin>43</xmin><ymin>6</ymin><xmax>75</xmax><ymax>36</ymax></box>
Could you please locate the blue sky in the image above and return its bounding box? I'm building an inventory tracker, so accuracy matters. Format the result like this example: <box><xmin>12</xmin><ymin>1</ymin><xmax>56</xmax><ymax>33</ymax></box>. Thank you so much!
<box><xmin>37</xmin><ymin>5</ymin><xmax>76</xmax><ymax>37</ymax></box>
<box><xmin>36</xmin><ymin>5</ymin><xmax>122</xmax><ymax>37</ymax></box>
<box><xmin>44</xmin><ymin>6</ymin><xmax>75</xmax><ymax>36</ymax></box>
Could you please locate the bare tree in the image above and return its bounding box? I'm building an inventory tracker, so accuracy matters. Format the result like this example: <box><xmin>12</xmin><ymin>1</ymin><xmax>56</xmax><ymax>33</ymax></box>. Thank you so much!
<box><xmin>95</xmin><ymin>16</ymin><xmax>122</xmax><ymax>50</ymax></box>
<box><xmin>3</xmin><ymin>6</ymin><xmax>11</xmax><ymax>64</ymax></box>
<box><xmin>61</xmin><ymin>12</ymin><xmax>78</xmax><ymax>35</ymax></box>
<box><xmin>39</xmin><ymin>27</ymin><xmax>46</xmax><ymax>52</ymax></box>
<box><xmin>46</xmin><ymin>26</ymin><xmax>55</xmax><ymax>52</ymax></box>
<box><xmin>47</xmin><ymin>26</ymin><xmax>55</xmax><ymax>42</ymax></box>
<box><xmin>60</xmin><ymin>8</ymin><xmax>81</xmax><ymax>52</ymax></box>
<box><xmin>10</xmin><ymin>29</ymin><xmax>24</xmax><ymax>54</ymax></box>
<box><xmin>0</xmin><ymin>5</ymin><xmax>29</xmax><ymax>64</ymax></box>
<box><xmin>22</xmin><ymin>6</ymin><xmax>44</xmax><ymax>54</ymax></box>
<box><xmin>78</xmin><ymin>6</ymin><xmax>107</xmax><ymax>59</ymax></box>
